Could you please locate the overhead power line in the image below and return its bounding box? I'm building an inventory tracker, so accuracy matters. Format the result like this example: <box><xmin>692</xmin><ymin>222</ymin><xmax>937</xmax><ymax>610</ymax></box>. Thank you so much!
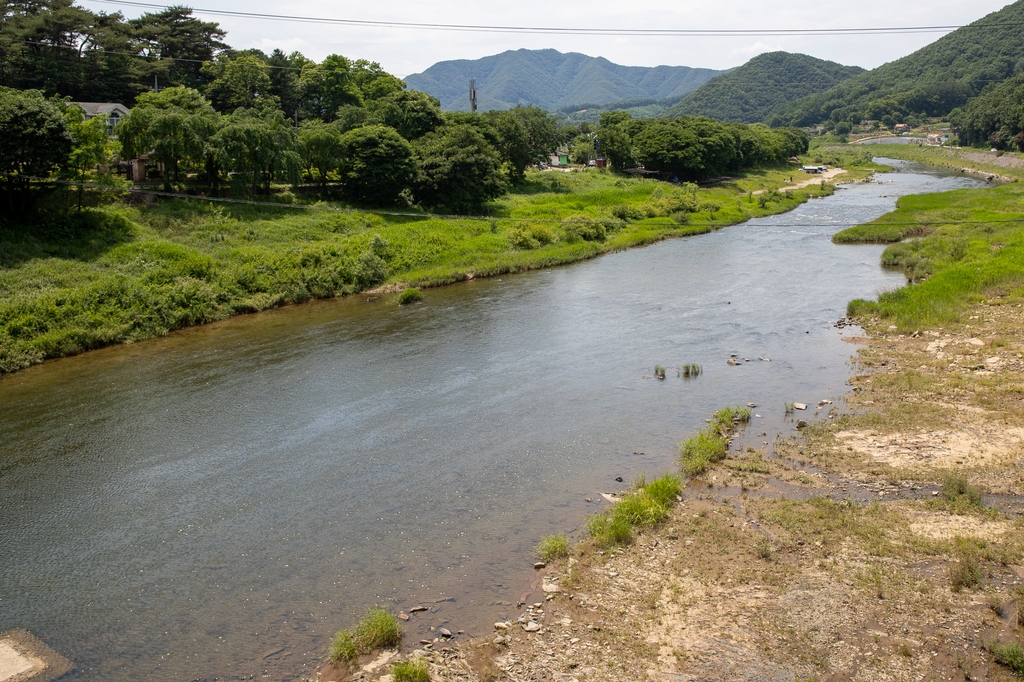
<box><xmin>84</xmin><ymin>0</ymin><xmax>982</xmax><ymax>36</ymax></box>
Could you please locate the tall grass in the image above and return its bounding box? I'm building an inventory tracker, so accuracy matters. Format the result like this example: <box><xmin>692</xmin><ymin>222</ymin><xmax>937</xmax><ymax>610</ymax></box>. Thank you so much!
<box><xmin>392</xmin><ymin>659</ymin><xmax>430</xmax><ymax>682</ymax></box>
<box><xmin>328</xmin><ymin>608</ymin><xmax>402</xmax><ymax>663</ymax></box>
<box><xmin>587</xmin><ymin>473</ymin><xmax>682</xmax><ymax>548</ymax></box>
<box><xmin>535</xmin><ymin>534</ymin><xmax>570</xmax><ymax>562</ymax></box>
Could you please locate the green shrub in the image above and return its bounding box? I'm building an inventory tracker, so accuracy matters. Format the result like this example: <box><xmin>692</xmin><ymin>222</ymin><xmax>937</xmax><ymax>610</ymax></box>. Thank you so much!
<box><xmin>991</xmin><ymin>640</ymin><xmax>1024</xmax><ymax>674</ymax></box>
<box><xmin>397</xmin><ymin>288</ymin><xmax>423</xmax><ymax>305</ymax></box>
<box><xmin>329</xmin><ymin>607</ymin><xmax>402</xmax><ymax>663</ymax></box>
<box><xmin>535</xmin><ymin>534</ymin><xmax>570</xmax><ymax>562</ymax></box>
<box><xmin>587</xmin><ymin>512</ymin><xmax>632</xmax><ymax>547</ymax></box>
<box><xmin>654</xmin><ymin>364</ymin><xmax>666</xmax><ymax>379</ymax></box>
<box><xmin>561</xmin><ymin>215</ymin><xmax>607</xmax><ymax>242</ymax></box>
<box><xmin>392</xmin><ymin>659</ymin><xmax>430</xmax><ymax>682</ymax></box>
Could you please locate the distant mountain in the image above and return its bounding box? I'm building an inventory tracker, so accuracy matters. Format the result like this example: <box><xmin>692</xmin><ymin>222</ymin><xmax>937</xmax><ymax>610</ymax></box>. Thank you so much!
<box><xmin>769</xmin><ymin>0</ymin><xmax>1024</xmax><ymax>127</ymax></box>
<box><xmin>663</xmin><ymin>52</ymin><xmax>864</xmax><ymax>123</ymax></box>
<box><xmin>404</xmin><ymin>49</ymin><xmax>725</xmax><ymax>112</ymax></box>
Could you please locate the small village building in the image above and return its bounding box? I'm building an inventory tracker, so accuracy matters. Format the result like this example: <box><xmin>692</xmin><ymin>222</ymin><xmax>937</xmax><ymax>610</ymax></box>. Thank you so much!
<box><xmin>71</xmin><ymin>102</ymin><xmax>130</xmax><ymax>133</ymax></box>
<box><xmin>894</xmin><ymin>123</ymin><xmax>911</xmax><ymax>134</ymax></box>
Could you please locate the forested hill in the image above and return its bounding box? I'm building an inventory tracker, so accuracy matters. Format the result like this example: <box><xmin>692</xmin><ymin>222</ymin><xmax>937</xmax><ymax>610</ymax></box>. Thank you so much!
<box><xmin>767</xmin><ymin>0</ymin><xmax>1024</xmax><ymax>127</ymax></box>
<box><xmin>663</xmin><ymin>52</ymin><xmax>863</xmax><ymax>123</ymax></box>
<box><xmin>403</xmin><ymin>49</ymin><xmax>724</xmax><ymax>112</ymax></box>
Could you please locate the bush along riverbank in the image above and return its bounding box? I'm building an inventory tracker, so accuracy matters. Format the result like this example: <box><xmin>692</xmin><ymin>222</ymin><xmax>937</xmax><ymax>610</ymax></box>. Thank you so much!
<box><xmin>0</xmin><ymin>155</ymin><xmax>879</xmax><ymax>375</ymax></box>
<box><xmin>312</xmin><ymin>152</ymin><xmax>1024</xmax><ymax>682</ymax></box>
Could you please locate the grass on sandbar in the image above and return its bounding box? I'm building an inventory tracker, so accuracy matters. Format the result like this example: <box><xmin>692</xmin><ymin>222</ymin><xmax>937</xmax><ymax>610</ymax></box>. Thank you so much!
<box><xmin>328</xmin><ymin>607</ymin><xmax>402</xmax><ymax>663</ymax></box>
<box><xmin>587</xmin><ymin>472</ymin><xmax>682</xmax><ymax>548</ymax></box>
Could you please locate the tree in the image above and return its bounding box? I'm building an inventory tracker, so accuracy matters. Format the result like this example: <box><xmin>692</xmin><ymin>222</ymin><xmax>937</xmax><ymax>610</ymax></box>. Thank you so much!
<box><xmin>631</xmin><ymin>120</ymin><xmax>706</xmax><ymax>180</ymax></box>
<box><xmin>0</xmin><ymin>87</ymin><xmax>73</xmax><ymax>208</ymax></box>
<box><xmin>203</xmin><ymin>55</ymin><xmax>278</xmax><ymax>111</ymax></box>
<box><xmin>299</xmin><ymin>54</ymin><xmax>361</xmax><ymax>121</ymax></box>
<box><xmin>367</xmin><ymin>90</ymin><xmax>443</xmax><ymax>140</ymax></box>
<box><xmin>267</xmin><ymin>49</ymin><xmax>310</xmax><ymax>121</ymax></box>
<box><xmin>597</xmin><ymin>122</ymin><xmax>633</xmax><ymax>169</ymax></box>
<box><xmin>212</xmin><ymin>107</ymin><xmax>300</xmax><ymax>197</ymax></box>
<box><xmin>129</xmin><ymin>5</ymin><xmax>228</xmax><ymax>90</ymax></box>
<box><xmin>350</xmin><ymin>59</ymin><xmax>404</xmax><ymax>101</ymax></box>
<box><xmin>64</xmin><ymin>103</ymin><xmax>118</xmax><ymax>208</ymax></box>
<box><xmin>116</xmin><ymin>86</ymin><xmax>220</xmax><ymax>190</ymax></box>
<box><xmin>414</xmin><ymin>123</ymin><xmax>506</xmax><ymax>213</ymax></box>
<box><xmin>336</xmin><ymin>125</ymin><xmax>415</xmax><ymax>205</ymax></box>
<box><xmin>298</xmin><ymin>119</ymin><xmax>343</xmax><ymax>190</ymax></box>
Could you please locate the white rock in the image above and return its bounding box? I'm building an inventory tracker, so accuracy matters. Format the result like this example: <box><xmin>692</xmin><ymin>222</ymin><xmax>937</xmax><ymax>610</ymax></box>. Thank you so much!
<box><xmin>967</xmin><ymin>338</ymin><xmax>985</xmax><ymax>346</ymax></box>
<box><xmin>523</xmin><ymin>621</ymin><xmax>542</xmax><ymax>632</ymax></box>
<box><xmin>542</xmin><ymin>582</ymin><xmax>560</xmax><ymax>593</ymax></box>
<box><xmin>494</xmin><ymin>622</ymin><xmax>508</xmax><ymax>630</ymax></box>
<box><xmin>793</xmin><ymin>403</ymin><xmax>807</xmax><ymax>410</ymax></box>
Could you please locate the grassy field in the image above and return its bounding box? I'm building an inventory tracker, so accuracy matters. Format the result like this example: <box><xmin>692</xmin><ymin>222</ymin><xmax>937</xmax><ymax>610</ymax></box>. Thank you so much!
<box><xmin>832</xmin><ymin>147</ymin><xmax>1024</xmax><ymax>329</ymax></box>
<box><xmin>0</xmin><ymin>156</ymin><xmax>879</xmax><ymax>374</ymax></box>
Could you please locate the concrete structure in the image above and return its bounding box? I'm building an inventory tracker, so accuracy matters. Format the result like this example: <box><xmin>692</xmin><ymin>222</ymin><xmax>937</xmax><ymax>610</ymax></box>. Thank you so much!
<box><xmin>0</xmin><ymin>631</ymin><xmax>73</xmax><ymax>682</ymax></box>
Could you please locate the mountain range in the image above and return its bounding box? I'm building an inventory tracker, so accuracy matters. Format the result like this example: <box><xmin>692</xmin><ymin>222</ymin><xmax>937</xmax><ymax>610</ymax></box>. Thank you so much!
<box><xmin>768</xmin><ymin>0</ymin><xmax>1024</xmax><ymax>126</ymax></box>
<box><xmin>663</xmin><ymin>52</ymin><xmax>864</xmax><ymax>123</ymax></box>
<box><xmin>403</xmin><ymin>49</ymin><xmax>725</xmax><ymax>112</ymax></box>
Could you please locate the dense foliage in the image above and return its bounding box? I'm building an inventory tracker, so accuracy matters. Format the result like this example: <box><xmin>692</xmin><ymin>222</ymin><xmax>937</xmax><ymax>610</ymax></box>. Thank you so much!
<box><xmin>664</xmin><ymin>52</ymin><xmax>863</xmax><ymax>124</ymax></box>
<box><xmin>768</xmin><ymin>0</ymin><xmax>1024</xmax><ymax>127</ymax></box>
<box><xmin>949</xmin><ymin>73</ymin><xmax>1024</xmax><ymax>149</ymax></box>
<box><xmin>596</xmin><ymin>112</ymin><xmax>809</xmax><ymax>180</ymax></box>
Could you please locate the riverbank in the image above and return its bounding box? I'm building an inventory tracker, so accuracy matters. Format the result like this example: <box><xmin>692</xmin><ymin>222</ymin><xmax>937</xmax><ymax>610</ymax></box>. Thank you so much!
<box><xmin>0</xmin><ymin>153</ymin><xmax>882</xmax><ymax>376</ymax></box>
<box><xmin>313</xmin><ymin>153</ymin><xmax>1024</xmax><ymax>681</ymax></box>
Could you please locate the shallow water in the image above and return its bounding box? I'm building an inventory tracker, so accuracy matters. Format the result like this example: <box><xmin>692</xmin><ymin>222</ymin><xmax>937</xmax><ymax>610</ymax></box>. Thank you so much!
<box><xmin>0</xmin><ymin>160</ymin><xmax>986</xmax><ymax>680</ymax></box>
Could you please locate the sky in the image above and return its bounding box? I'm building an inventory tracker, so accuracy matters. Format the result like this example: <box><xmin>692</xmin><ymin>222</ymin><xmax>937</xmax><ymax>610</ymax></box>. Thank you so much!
<box><xmin>81</xmin><ymin>0</ymin><xmax>1014</xmax><ymax>77</ymax></box>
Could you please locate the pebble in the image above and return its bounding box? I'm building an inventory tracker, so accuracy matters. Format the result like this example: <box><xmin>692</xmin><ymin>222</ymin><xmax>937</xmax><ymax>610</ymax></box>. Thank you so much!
<box><xmin>398</xmin><ymin>614</ymin><xmax>409</xmax><ymax>621</ymax></box>
<box><xmin>793</xmin><ymin>403</ymin><xmax>807</xmax><ymax>410</ymax></box>
<box><xmin>796</xmin><ymin>420</ymin><xmax>808</xmax><ymax>428</ymax></box>
<box><xmin>747</xmin><ymin>402</ymin><xmax>757</xmax><ymax>408</ymax></box>
<box><xmin>615</xmin><ymin>476</ymin><xmax>623</xmax><ymax>482</ymax></box>
<box><xmin>493</xmin><ymin>636</ymin><xmax>507</xmax><ymax>644</ymax></box>
<box><xmin>523</xmin><ymin>621</ymin><xmax>542</xmax><ymax>632</ymax></box>
<box><xmin>420</xmin><ymin>639</ymin><xmax>431</xmax><ymax>645</ymax></box>
<box><xmin>494</xmin><ymin>622</ymin><xmax>509</xmax><ymax>630</ymax></box>
<box><xmin>439</xmin><ymin>628</ymin><xmax>452</xmax><ymax>638</ymax></box>
<box><xmin>534</xmin><ymin>561</ymin><xmax>546</xmax><ymax>569</ymax></box>
<box><xmin>410</xmin><ymin>606</ymin><xmax>428</xmax><ymax>613</ymax></box>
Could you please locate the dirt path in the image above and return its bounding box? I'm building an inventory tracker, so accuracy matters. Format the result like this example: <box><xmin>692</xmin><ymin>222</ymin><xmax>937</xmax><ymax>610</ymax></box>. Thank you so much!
<box><xmin>752</xmin><ymin>167</ymin><xmax>847</xmax><ymax>195</ymax></box>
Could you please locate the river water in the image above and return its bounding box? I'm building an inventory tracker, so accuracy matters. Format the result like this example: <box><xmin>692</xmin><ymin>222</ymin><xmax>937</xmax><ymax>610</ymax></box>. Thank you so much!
<box><xmin>0</xmin><ymin>160</ymin><xmax>986</xmax><ymax>680</ymax></box>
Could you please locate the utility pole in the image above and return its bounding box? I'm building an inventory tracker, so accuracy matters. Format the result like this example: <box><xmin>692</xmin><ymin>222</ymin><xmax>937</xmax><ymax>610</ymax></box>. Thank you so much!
<box><xmin>469</xmin><ymin>79</ymin><xmax>477</xmax><ymax>113</ymax></box>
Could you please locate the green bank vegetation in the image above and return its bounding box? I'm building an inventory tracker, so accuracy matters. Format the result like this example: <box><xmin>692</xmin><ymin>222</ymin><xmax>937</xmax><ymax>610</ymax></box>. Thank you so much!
<box><xmin>837</xmin><ymin>179</ymin><xmax>1024</xmax><ymax>329</ymax></box>
<box><xmin>679</xmin><ymin>405</ymin><xmax>750</xmax><ymax>476</ymax></box>
<box><xmin>0</xmin><ymin>162</ymin><xmax>857</xmax><ymax>374</ymax></box>
<box><xmin>328</xmin><ymin>607</ymin><xmax>402</xmax><ymax>663</ymax></box>
<box><xmin>586</xmin><ymin>473</ymin><xmax>683</xmax><ymax>548</ymax></box>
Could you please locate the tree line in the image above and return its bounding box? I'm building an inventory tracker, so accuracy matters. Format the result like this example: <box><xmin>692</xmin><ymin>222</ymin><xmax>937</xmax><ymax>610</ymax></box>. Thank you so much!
<box><xmin>949</xmin><ymin>73</ymin><xmax>1024</xmax><ymax>150</ymax></box>
<box><xmin>0</xmin><ymin>82</ymin><xmax>561</xmax><ymax>213</ymax></box>
<box><xmin>593</xmin><ymin>112</ymin><xmax>809</xmax><ymax>180</ymax></box>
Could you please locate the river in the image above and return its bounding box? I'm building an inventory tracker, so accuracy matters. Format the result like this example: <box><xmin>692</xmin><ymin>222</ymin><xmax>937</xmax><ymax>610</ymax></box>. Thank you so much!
<box><xmin>0</xmin><ymin>160</ymin><xmax>986</xmax><ymax>680</ymax></box>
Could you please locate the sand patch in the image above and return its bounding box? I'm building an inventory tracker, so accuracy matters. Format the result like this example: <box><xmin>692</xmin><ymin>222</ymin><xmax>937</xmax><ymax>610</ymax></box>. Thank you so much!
<box><xmin>0</xmin><ymin>641</ymin><xmax>43</xmax><ymax>682</ymax></box>
<box><xmin>907</xmin><ymin>511</ymin><xmax>1011</xmax><ymax>541</ymax></box>
<box><xmin>835</xmin><ymin>428</ymin><xmax>1024</xmax><ymax>468</ymax></box>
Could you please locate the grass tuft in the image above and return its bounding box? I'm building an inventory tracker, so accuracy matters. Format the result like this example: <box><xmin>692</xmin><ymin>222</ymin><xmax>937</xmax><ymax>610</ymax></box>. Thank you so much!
<box><xmin>535</xmin><ymin>534</ymin><xmax>570</xmax><ymax>562</ymax></box>
<box><xmin>328</xmin><ymin>607</ymin><xmax>402</xmax><ymax>663</ymax></box>
<box><xmin>991</xmin><ymin>640</ymin><xmax>1024</xmax><ymax>675</ymax></box>
<box><xmin>392</xmin><ymin>659</ymin><xmax>430</xmax><ymax>682</ymax></box>
<box><xmin>654</xmin><ymin>364</ymin><xmax>666</xmax><ymax>379</ymax></box>
<box><xmin>949</xmin><ymin>541</ymin><xmax>983</xmax><ymax>592</ymax></box>
<box><xmin>587</xmin><ymin>473</ymin><xmax>681</xmax><ymax>548</ymax></box>
<box><xmin>679</xmin><ymin>363</ymin><xmax>702</xmax><ymax>378</ymax></box>
<box><xmin>397</xmin><ymin>288</ymin><xmax>423</xmax><ymax>305</ymax></box>
<box><xmin>940</xmin><ymin>473</ymin><xmax>982</xmax><ymax>512</ymax></box>
<box><xmin>754</xmin><ymin>535</ymin><xmax>773</xmax><ymax>560</ymax></box>
<box><xmin>678</xmin><ymin>405</ymin><xmax>751</xmax><ymax>476</ymax></box>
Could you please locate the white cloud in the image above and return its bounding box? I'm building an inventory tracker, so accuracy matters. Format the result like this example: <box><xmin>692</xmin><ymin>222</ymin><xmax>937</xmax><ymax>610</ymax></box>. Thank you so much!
<box><xmin>79</xmin><ymin>0</ymin><xmax>1015</xmax><ymax>75</ymax></box>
